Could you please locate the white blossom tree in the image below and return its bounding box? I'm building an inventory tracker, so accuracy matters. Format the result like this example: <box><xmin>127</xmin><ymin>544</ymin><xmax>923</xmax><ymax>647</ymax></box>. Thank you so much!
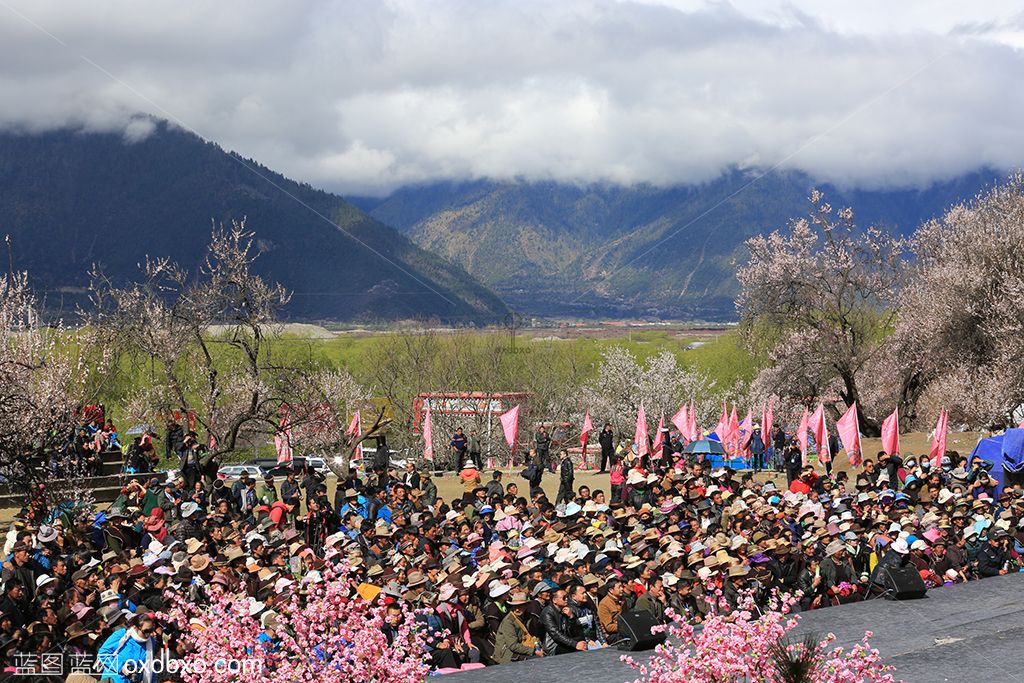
<box><xmin>737</xmin><ymin>191</ymin><xmax>907</xmax><ymax>434</ymax></box>
<box><xmin>893</xmin><ymin>175</ymin><xmax>1024</xmax><ymax>428</ymax></box>
<box><xmin>576</xmin><ymin>347</ymin><xmax>720</xmax><ymax>440</ymax></box>
<box><xmin>0</xmin><ymin>270</ymin><xmax>106</xmax><ymax>509</ymax></box>
<box><xmin>88</xmin><ymin>221</ymin><xmax>306</xmax><ymax>466</ymax></box>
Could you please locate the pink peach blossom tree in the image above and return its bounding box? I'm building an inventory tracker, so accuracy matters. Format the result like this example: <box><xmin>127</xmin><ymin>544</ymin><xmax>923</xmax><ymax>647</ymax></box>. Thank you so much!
<box><xmin>167</xmin><ymin>562</ymin><xmax>431</xmax><ymax>683</ymax></box>
<box><xmin>622</xmin><ymin>591</ymin><xmax>896</xmax><ymax>683</ymax></box>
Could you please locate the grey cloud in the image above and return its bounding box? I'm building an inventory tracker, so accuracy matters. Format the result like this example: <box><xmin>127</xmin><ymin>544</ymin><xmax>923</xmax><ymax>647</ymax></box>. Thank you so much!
<box><xmin>0</xmin><ymin>0</ymin><xmax>1021</xmax><ymax>195</ymax></box>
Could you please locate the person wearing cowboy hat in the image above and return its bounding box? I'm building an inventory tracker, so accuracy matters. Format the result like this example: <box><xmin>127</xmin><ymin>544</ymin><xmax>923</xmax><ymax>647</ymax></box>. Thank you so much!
<box><xmin>493</xmin><ymin>591</ymin><xmax>543</xmax><ymax>664</ymax></box>
<box><xmin>722</xmin><ymin>564</ymin><xmax>751</xmax><ymax>614</ymax></box>
<box><xmin>819</xmin><ymin>540</ymin><xmax>859</xmax><ymax>600</ymax></box>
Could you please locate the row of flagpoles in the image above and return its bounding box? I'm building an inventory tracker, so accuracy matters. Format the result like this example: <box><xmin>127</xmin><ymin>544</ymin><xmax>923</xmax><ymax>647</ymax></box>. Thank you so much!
<box><xmin>417</xmin><ymin>400</ymin><xmax>969</xmax><ymax>471</ymax></box>
<box><xmin>276</xmin><ymin>398</ymin><xmax>1002</xmax><ymax>471</ymax></box>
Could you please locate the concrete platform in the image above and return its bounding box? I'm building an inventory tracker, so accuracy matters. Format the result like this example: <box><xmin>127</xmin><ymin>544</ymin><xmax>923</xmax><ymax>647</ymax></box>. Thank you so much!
<box><xmin>453</xmin><ymin>573</ymin><xmax>1024</xmax><ymax>683</ymax></box>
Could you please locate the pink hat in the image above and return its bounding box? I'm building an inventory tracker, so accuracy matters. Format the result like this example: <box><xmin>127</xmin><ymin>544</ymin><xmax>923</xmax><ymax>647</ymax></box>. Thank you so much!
<box><xmin>923</xmin><ymin>528</ymin><xmax>943</xmax><ymax>544</ymax></box>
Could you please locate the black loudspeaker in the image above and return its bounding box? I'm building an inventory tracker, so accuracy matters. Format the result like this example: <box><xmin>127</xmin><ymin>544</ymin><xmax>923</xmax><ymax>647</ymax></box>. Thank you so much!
<box><xmin>879</xmin><ymin>565</ymin><xmax>928</xmax><ymax>600</ymax></box>
<box><xmin>616</xmin><ymin>609</ymin><xmax>667</xmax><ymax>651</ymax></box>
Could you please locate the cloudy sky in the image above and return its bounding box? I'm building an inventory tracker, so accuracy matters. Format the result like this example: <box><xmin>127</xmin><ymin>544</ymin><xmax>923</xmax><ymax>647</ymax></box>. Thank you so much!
<box><xmin>1</xmin><ymin>0</ymin><xmax>1023</xmax><ymax>194</ymax></box>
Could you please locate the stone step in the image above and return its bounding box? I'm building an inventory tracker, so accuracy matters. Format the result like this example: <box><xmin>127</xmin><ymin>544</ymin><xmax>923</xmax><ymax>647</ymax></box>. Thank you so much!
<box><xmin>0</xmin><ymin>472</ymin><xmax>152</xmax><ymax>509</ymax></box>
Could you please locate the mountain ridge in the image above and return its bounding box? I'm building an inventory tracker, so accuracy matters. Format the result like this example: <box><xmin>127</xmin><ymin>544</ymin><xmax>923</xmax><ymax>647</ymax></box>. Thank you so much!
<box><xmin>0</xmin><ymin>123</ymin><xmax>508</xmax><ymax>323</ymax></box>
<box><xmin>351</xmin><ymin>169</ymin><xmax>1005</xmax><ymax>319</ymax></box>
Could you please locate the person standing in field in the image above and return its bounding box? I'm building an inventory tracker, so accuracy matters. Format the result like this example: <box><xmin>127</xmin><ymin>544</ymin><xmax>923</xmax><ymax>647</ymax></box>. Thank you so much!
<box><xmin>535</xmin><ymin>425</ymin><xmax>552</xmax><ymax>471</ymax></box>
<box><xmin>598</xmin><ymin>423</ymin><xmax>614</xmax><ymax>473</ymax></box>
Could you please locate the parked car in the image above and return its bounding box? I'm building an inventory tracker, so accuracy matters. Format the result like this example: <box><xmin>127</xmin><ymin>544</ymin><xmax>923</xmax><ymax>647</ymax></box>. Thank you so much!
<box><xmin>217</xmin><ymin>464</ymin><xmax>265</xmax><ymax>480</ymax></box>
<box><xmin>305</xmin><ymin>457</ymin><xmax>331</xmax><ymax>475</ymax></box>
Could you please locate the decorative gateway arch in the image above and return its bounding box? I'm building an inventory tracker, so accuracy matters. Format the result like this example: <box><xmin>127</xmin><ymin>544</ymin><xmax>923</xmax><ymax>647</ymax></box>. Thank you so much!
<box><xmin>413</xmin><ymin>392</ymin><xmax>532</xmax><ymax>462</ymax></box>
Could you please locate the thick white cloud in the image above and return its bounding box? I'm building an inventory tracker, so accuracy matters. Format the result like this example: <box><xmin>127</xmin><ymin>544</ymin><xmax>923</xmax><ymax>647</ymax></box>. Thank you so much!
<box><xmin>1</xmin><ymin>0</ymin><xmax>1022</xmax><ymax>194</ymax></box>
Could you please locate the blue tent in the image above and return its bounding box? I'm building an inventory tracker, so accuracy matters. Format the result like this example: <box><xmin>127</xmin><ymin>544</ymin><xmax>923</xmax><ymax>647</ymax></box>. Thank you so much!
<box><xmin>969</xmin><ymin>428</ymin><xmax>1024</xmax><ymax>494</ymax></box>
<box><xmin>701</xmin><ymin>432</ymin><xmax>751</xmax><ymax>470</ymax></box>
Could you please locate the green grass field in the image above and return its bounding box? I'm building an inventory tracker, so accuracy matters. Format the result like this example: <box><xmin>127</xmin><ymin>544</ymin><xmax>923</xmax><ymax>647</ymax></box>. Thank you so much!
<box><xmin>272</xmin><ymin>327</ymin><xmax>758</xmax><ymax>390</ymax></box>
<box><xmin>90</xmin><ymin>325</ymin><xmax>760</xmax><ymax>464</ymax></box>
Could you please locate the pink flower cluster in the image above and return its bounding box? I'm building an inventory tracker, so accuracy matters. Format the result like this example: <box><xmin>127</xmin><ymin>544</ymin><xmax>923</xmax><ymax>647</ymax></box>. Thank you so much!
<box><xmin>165</xmin><ymin>562</ymin><xmax>431</xmax><ymax>683</ymax></box>
<box><xmin>622</xmin><ymin>590</ymin><xmax>897</xmax><ymax>683</ymax></box>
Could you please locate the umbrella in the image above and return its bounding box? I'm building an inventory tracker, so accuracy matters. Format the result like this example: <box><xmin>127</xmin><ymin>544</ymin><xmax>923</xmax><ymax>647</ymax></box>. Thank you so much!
<box><xmin>125</xmin><ymin>424</ymin><xmax>155</xmax><ymax>436</ymax></box>
<box><xmin>683</xmin><ymin>439</ymin><xmax>726</xmax><ymax>455</ymax></box>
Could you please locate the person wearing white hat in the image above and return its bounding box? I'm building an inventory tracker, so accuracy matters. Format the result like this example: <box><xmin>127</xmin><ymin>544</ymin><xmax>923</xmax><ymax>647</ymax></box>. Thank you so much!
<box><xmin>866</xmin><ymin>536</ymin><xmax>913</xmax><ymax>597</ymax></box>
<box><xmin>36</xmin><ymin>525</ymin><xmax>58</xmax><ymax>545</ymax></box>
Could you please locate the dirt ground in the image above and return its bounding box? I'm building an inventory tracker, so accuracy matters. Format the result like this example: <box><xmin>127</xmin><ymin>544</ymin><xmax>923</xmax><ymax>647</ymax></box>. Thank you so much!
<box><xmin>426</xmin><ymin>431</ymin><xmax>987</xmax><ymax>501</ymax></box>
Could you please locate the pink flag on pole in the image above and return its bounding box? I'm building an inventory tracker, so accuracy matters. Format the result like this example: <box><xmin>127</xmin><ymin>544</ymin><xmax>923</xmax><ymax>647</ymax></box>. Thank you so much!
<box><xmin>740</xmin><ymin>408</ymin><xmax>753</xmax><ymax>452</ymax></box>
<box><xmin>500</xmin><ymin>405</ymin><xmax>520</xmax><ymax>453</ymax></box>
<box><xmin>651</xmin><ymin>414</ymin><xmax>666</xmax><ymax>459</ymax></box>
<box><xmin>836</xmin><ymin>402</ymin><xmax>862</xmax><ymax>466</ymax></box>
<box><xmin>274</xmin><ymin>415</ymin><xmax>293</xmax><ymax>463</ymax></box>
<box><xmin>797</xmin><ymin>408</ymin><xmax>809</xmax><ymax>465</ymax></box>
<box><xmin>881</xmin><ymin>407</ymin><xmax>900</xmax><ymax>455</ymax></box>
<box><xmin>762</xmin><ymin>399</ymin><xmax>774</xmax><ymax>456</ymax></box>
<box><xmin>578</xmin><ymin>409</ymin><xmax>593</xmax><ymax>470</ymax></box>
<box><xmin>580</xmin><ymin>409</ymin><xmax>593</xmax><ymax>449</ymax></box>
<box><xmin>928</xmin><ymin>408</ymin><xmax>948</xmax><ymax>468</ymax></box>
<box><xmin>671</xmin><ymin>403</ymin><xmax>689</xmax><ymax>441</ymax></box>
<box><xmin>688</xmin><ymin>399</ymin><xmax>698</xmax><ymax>441</ymax></box>
<box><xmin>810</xmin><ymin>403</ymin><xmax>830</xmax><ymax>464</ymax></box>
<box><xmin>715</xmin><ymin>401</ymin><xmax>728</xmax><ymax>443</ymax></box>
<box><xmin>728</xmin><ymin>404</ymin><xmax>741</xmax><ymax>455</ymax></box>
<box><xmin>635</xmin><ymin>401</ymin><xmax>649</xmax><ymax>457</ymax></box>
<box><xmin>422</xmin><ymin>407</ymin><xmax>434</xmax><ymax>461</ymax></box>
<box><xmin>346</xmin><ymin>411</ymin><xmax>362</xmax><ymax>461</ymax></box>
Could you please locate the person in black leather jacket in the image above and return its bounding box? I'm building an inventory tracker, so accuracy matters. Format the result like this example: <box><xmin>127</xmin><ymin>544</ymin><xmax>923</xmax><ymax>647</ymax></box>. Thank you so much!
<box><xmin>541</xmin><ymin>589</ymin><xmax>586</xmax><ymax>655</ymax></box>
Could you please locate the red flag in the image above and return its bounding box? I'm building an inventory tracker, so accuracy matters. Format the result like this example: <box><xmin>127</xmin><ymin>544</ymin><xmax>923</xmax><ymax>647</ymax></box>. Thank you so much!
<box><xmin>762</xmin><ymin>399</ymin><xmax>774</xmax><ymax>457</ymax></box>
<box><xmin>881</xmin><ymin>407</ymin><xmax>900</xmax><ymax>455</ymax></box>
<box><xmin>500</xmin><ymin>405</ymin><xmax>520</xmax><ymax>453</ymax></box>
<box><xmin>671</xmin><ymin>403</ymin><xmax>689</xmax><ymax>441</ymax></box>
<box><xmin>928</xmin><ymin>408</ymin><xmax>948</xmax><ymax>468</ymax></box>
<box><xmin>635</xmin><ymin>401</ymin><xmax>649</xmax><ymax>457</ymax></box>
<box><xmin>836</xmin><ymin>402</ymin><xmax>862</xmax><ymax>466</ymax></box>
<box><xmin>346</xmin><ymin>411</ymin><xmax>362</xmax><ymax>461</ymax></box>
<box><xmin>797</xmin><ymin>408</ymin><xmax>809</xmax><ymax>466</ymax></box>
<box><xmin>810</xmin><ymin>403</ymin><xmax>830</xmax><ymax>464</ymax></box>
<box><xmin>688</xmin><ymin>399</ymin><xmax>699</xmax><ymax>442</ymax></box>
<box><xmin>422</xmin><ymin>407</ymin><xmax>434</xmax><ymax>461</ymax></box>
<box><xmin>651</xmin><ymin>414</ymin><xmax>666</xmax><ymax>459</ymax></box>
